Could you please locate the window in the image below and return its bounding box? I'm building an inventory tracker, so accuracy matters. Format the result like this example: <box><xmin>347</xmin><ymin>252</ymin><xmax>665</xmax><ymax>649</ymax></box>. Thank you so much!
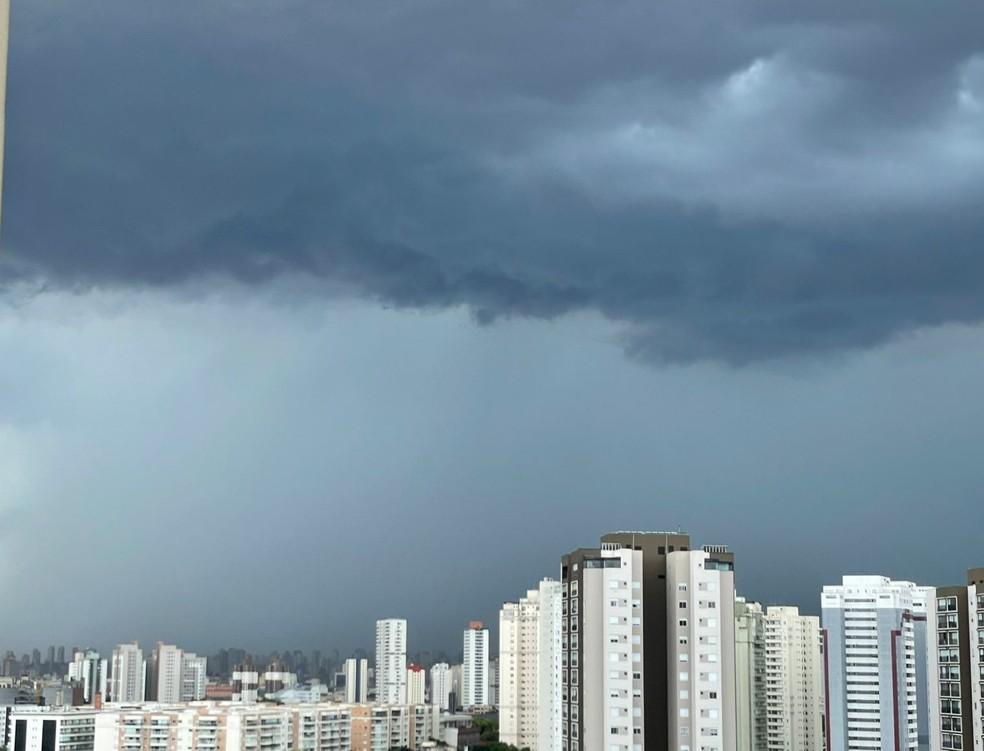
<box><xmin>680</xmin><ymin>709</ymin><xmax>689</xmax><ymax>718</ymax></box>
<box><xmin>678</xmin><ymin>583</ymin><xmax>688</xmax><ymax>591</ymax></box>
<box><xmin>679</xmin><ymin>601</ymin><xmax>688</xmax><ymax>609</ymax></box>
<box><xmin>679</xmin><ymin>690</ymin><xmax>689</xmax><ymax>700</ymax></box>
<box><xmin>680</xmin><ymin>653</ymin><xmax>689</xmax><ymax>662</ymax></box>
<box><xmin>679</xmin><ymin>672</ymin><xmax>689</xmax><ymax>682</ymax></box>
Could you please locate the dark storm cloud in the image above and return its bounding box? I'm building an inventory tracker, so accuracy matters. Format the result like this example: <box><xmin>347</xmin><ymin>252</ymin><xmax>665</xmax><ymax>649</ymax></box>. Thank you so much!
<box><xmin>4</xmin><ymin>0</ymin><xmax>984</xmax><ymax>363</ymax></box>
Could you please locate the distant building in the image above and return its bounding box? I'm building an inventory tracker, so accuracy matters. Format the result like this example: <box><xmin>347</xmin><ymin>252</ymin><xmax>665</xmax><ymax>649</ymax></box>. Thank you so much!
<box><xmin>429</xmin><ymin>663</ymin><xmax>451</xmax><ymax>710</ymax></box>
<box><xmin>108</xmin><ymin>643</ymin><xmax>145</xmax><ymax>704</ymax></box>
<box><xmin>462</xmin><ymin>622</ymin><xmax>490</xmax><ymax>710</ymax></box>
<box><xmin>67</xmin><ymin>651</ymin><xmax>108</xmax><ymax>705</ymax></box>
<box><xmin>375</xmin><ymin>619</ymin><xmax>408</xmax><ymax>704</ymax></box>
<box><xmin>407</xmin><ymin>664</ymin><xmax>426</xmax><ymax>705</ymax></box>
<box><xmin>231</xmin><ymin>668</ymin><xmax>259</xmax><ymax>703</ymax></box>
<box><xmin>343</xmin><ymin>658</ymin><xmax>368</xmax><ymax>704</ymax></box>
<box><xmin>181</xmin><ymin>654</ymin><xmax>207</xmax><ymax>701</ymax></box>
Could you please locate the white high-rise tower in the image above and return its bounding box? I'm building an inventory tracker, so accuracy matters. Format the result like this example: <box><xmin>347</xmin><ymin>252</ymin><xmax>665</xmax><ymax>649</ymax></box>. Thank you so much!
<box><xmin>375</xmin><ymin>618</ymin><xmax>408</xmax><ymax>704</ymax></box>
<box><xmin>822</xmin><ymin>576</ymin><xmax>931</xmax><ymax>751</ymax></box>
<box><xmin>499</xmin><ymin>578</ymin><xmax>563</xmax><ymax>751</ymax></box>
<box><xmin>463</xmin><ymin>621</ymin><xmax>490</xmax><ymax>709</ymax></box>
<box><xmin>109</xmin><ymin>642</ymin><xmax>146</xmax><ymax>704</ymax></box>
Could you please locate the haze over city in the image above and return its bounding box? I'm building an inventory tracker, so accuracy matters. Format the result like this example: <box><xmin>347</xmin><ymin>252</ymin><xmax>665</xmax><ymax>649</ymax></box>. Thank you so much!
<box><xmin>3</xmin><ymin>0</ymin><xmax>984</xmax><ymax>662</ymax></box>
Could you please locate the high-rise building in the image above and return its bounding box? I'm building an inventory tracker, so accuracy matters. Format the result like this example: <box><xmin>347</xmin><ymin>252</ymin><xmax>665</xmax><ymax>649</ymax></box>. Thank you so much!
<box><xmin>181</xmin><ymin>654</ymin><xmax>207</xmax><ymax>702</ymax></box>
<box><xmin>763</xmin><ymin>607</ymin><xmax>824</xmax><ymax>751</ymax></box>
<box><xmin>463</xmin><ymin>622</ymin><xmax>490</xmax><ymax>710</ymax></box>
<box><xmin>500</xmin><ymin>578</ymin><xmax>563</xmax><ymax>751</ymax></box>
<box><xmin>57</xmin><ymin>647</ymin><xmax>66</xmax><ymax>666</ymax></box>
<box><xmin>407</xmin><ymin>664</ymin><xmax>426</xmax><ymax>705</ymax></box>
<box><xmin>150</xmin><ymin>643</ymin><xmax>185</xmax><ymax>704</ymax></box>
<box><xmin>68</xmin><ymin>651</ymin><xmax>109</xmax><ymax>704</ymax></box>
<box><xmin>109</xmin><ymin>643</ymin><xmax>146</xmax><ymax>704</ymax></box>
<box><xmin>449</xmin><ymin>664</ymin><xmax>464</xmax><ymax>711</ymax></box>
<box><xmin>430</xmin><ymin>663</ymin><xmax>451</xmax><ymax>710</ymax></box>
<box><xmin>735</xmin><ymin>598</ymin><xmax>766</xmax><ymax>751</ymax></box>
<box><xmin>667</xmin><ymin>547</ymin><xmax>738</xmax><ymax>751</ymax></box>
<box><xmin>926</xmin><ymin>568</ymin><xmax>984</xmax><ymax>751</ymax></box>
<box><xmin>344</xmin><ymin>658</ymin><xmax>369</xmax><ymax>704</ymax></box>
<box><xmin>375</xmin><ymin>619</ymin><xmax>408</xmax><ymax>704</ymax></box>
<box><xmin>822</xmin><ymin>575</ymin><xmax>932</xmax><ymax>751</ymax></box>
<box><xmin>562</xmin><ymin>531</ymin><xmax>698</xmax><ymax>751</ymax></box>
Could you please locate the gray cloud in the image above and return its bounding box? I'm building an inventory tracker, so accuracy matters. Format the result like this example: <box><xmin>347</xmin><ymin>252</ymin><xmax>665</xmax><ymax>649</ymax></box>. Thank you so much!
<box><xmin>4</xmin><ymin>0</ymin><xmax>984</xmax><ymax>363</ymax></box>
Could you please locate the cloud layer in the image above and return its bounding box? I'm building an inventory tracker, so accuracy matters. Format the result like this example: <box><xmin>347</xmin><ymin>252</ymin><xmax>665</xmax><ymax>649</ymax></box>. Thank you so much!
<box><xmin>4</xmin><ymin>0</ymin><xmax>984</xmax><ymax>363</ymax></box>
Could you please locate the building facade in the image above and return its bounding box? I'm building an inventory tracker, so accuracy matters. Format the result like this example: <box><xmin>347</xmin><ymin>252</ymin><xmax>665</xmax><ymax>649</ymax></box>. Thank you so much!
<box><xmin>562</xmin><ymin>531</ymin><xmax>699</xmax><ymax>751</ymax></box>
<box><xmin>926</xmin><ymin>568</ymin><xmax>984</xmax><ymax>751</ymax></box>
<box><xmin>429</xmin><ymin>663</ymin><xmax>450</xmax><ymax>710</ymax></box>
<box><xmin>763</xmin><ymin>607</ymin><xmax>824</xmax><ymax>751</ymax></box>
<box><xmin>666</xmin><ymin>547</ymin><xmax>738</xmax><ymax>751</ymax></box>
<box><xmin>374</xmin><ymin>619</ymin><xmax>407</xmax><ymax>705</ymax></box>
<box><xmin>343</xmin><ymin>659</ymin><xmax>369</xmax><ymax>705</ymax></box>
<box><xmin>822</xmin><ymin>576</ymin><xmax>931</xmax><ymax>751</ymax></box>
<box><xmin>463</xmin><ymin>622</ymin><xmax>490</xmax><ymax>710</ymax></box>
<box><xmin>407</xmin><ymin>665</ymin><xmax>425</xmax><ymax>705</ymax></box>
<box><xmin>500</xmin><ymin>578</ymin><xmax>563</xmax><ymax>751</ymax></box>
<box><xmin>109</xmin><ymin>644</ymin><xmax>145</xmax><ymax>704</ymax></box>
<box><xmin>734</xmin><ymin>599</ymin><xmax>766</xmax><ymax>751</ymax></box>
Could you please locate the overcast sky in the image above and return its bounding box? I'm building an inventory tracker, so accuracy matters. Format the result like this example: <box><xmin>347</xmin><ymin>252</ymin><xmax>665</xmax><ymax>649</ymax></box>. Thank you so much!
<box><xmin>2</xmin><ymin>0</ymin><xmax>983</xmax><ymax>657</ymax></box>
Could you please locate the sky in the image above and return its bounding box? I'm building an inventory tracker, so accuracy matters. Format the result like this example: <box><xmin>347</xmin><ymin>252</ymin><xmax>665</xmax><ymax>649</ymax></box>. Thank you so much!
<box><xmin>1</xmin><ymin>0</ymin><xmax>983</xmax><ymax>657</ymax></box>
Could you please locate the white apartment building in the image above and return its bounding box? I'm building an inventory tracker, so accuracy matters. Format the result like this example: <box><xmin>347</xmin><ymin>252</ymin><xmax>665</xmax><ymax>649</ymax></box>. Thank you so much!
<box><xmin>68</xmin><ymin>651</ymin><xmax>109</xmax><ymax>704</ymax></box>
<box><xmin>109</xmin><ymin>644</ymin><xmax>146</xmax><ymax>704</ymax></box>
<box><xmin>821</xmin><ymin>575</ymin><xmax>931</xmax><ymax>751</ymax></box>
<box><xmin>7</xmin><ymin>707</ymin><xmax>98</xmax><ymax>751</ymax></box>
<box><xmin>462</xmin><ymin>622</ymin><xmax>490</xmax><ymax>710</ymax></box>
<box><xmin>374</xmin><ymin>619</ymin><xmax>407</xmax><ymax>705</ymax></box>
<box><xmin>429</xmin><ymin>663</ymin><xmax>450</xmax><ymax>710</ymax></box>
<box><xmin>181</xmin><ymin>654</ymin><xmax>207</xmax><ymax>702</ymax></box>
<box><xmin>563</xmin><ymin>541</ymin><xmax>648</xmax><ymax>751</ymax></box>
<box><xmin>667</xmin><ymin>547</ymin><xmax>738</xmax><ymax>751</ymax></box>
<box><xmin>735</xmin><ymin>598</ymin><xmax>766</xmax><ymax>751</ymax></box>
<box><xmin>763</xmin><ymin>607</ymin><xmax>824</xmax><ymax>751</ymax></box>
<box><xmin>499</xmin><ymin>578</ymin><xmax>563</xmax><ymax>751</ymax></box>
<box><xmin>343</xmin><ymin>658</ymin><xmax>369</xmax><ymax>704</ymax></box>
<box><xmin>407</xmin><ymin>665</ymin><xmax>425</xmax><ymax>705</ymax></box>
<box><xmin>26</xmin><ymin>701</ymin><xmax>443</xmax><ymax>751</ymax></box>
<box><xmin>152</xmin><ymin>643</ymin><xmax>184</xmax><ymax>703</ymax></box>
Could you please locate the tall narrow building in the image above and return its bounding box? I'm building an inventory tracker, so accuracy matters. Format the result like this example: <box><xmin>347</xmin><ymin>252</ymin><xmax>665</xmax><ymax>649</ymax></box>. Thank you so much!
<box><xmin>375</xmin><ymin>619</ymin><xmax>408</xmax><ymax>704</ymax></box>
<box><xmin>407</xmin><ymin>664</ymin><xmax>426</xmax><ymax>705</ymax></box>
<box><xmin>925</xmin><ymin>568</ymin><xmax>984</xmax><ymax>751</ymax></box>
<box><xmin>180</xmin><ymin>653</ymin><xmax>207</xmax><ymax>701</ymax></box>
<box><xmin>344</xmin><ymin>657</ymin><xmax>369</xmax><ymax>704</ymax></box>
<box><xmin>821</xmin><ymin>576</ymin><xmax>931</xmax><ymax>751</ymax></box>
<box><xmin>763</xmin><ymin>607</ymin><xmax>823</xmax><ymax>751</ymax></box>
<box><xmin>430</xmin><ymin>662</ymin><xmax>451</xmax><ymax>710</ymax></box>
<box><xmin>150</xmin><ymin>643</ymin><xmax>184</xmax><ymax>704</ymax></box>
<box><xmin>500</xmin><ymin>578</ymin><xmax>563</xmax><ymax>751</ymax></box>
<box><xmin>109</xmin><ymin>642</ymin><xmax>146</xmax><ymax>704</ymax></box>
<box><xmin>463</xmin><ymin>622</ymin><xmax>490</xmax><ymax>709</ymax></box>
<box><xmin>667</xmin><ymin>547</ymin><xmax>738</xmax><ymax>751</ymax></box>
<box><xmin>734</xmin><ymin>598</ymin><xmax>766</xmax><ymax>751</ymax></box>
<box><xmin>561</xmin><ymin>530</ymin><xmax>706</xmax><ymax>751</ymax></box>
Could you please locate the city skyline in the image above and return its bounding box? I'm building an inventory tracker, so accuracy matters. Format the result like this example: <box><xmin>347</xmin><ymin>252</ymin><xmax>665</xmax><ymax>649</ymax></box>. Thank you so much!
<box><xmin>3</xmin><ymin>0</ymin><xmax>984</xmax><ymax>659</ymax></box>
